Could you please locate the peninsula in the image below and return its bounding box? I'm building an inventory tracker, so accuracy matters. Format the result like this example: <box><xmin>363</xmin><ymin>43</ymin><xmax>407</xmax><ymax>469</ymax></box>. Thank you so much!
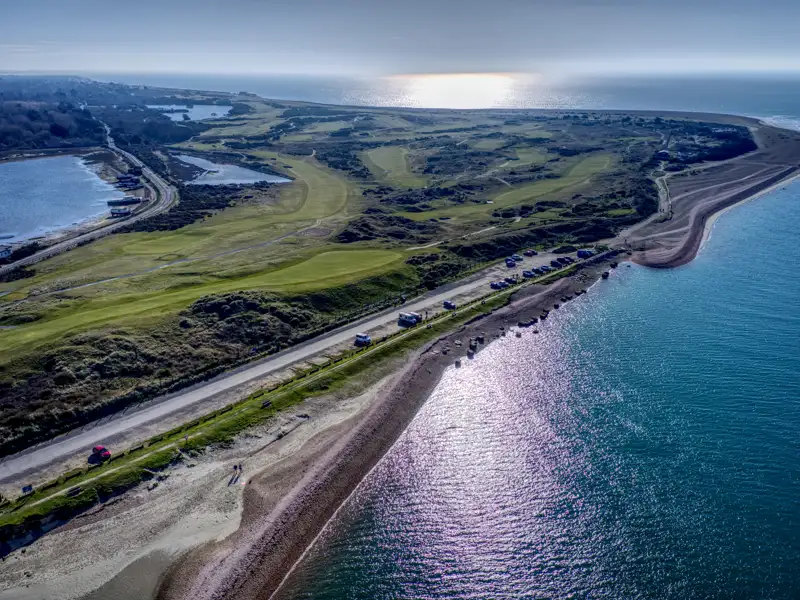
<box><xmin>1</xmin><ymin>76</ymin><xmax>799</xmax><ymax>600</ymax></box>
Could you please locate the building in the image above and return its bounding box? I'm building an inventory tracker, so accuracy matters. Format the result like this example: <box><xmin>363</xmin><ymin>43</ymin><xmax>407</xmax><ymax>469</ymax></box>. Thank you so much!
<box><xmin>110</xmin><ymin>207</ymin><xmax>132</xmax><ymax>217</ymax></box>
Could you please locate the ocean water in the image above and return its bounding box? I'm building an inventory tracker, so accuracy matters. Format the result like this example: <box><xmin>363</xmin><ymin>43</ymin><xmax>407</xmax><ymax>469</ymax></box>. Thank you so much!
<box><xmin>274</xmin><ymin>183</ymin><xmax>800</xmax><ymax>598</ymax></box>
<box><xmin>174</xmin><ymin>154</ymin><xmax>290</xmax><ymax>185</ymax></box>
<box><xmin>98</xmin><ymin>72</ymin><xmax>800</xmax><ymax>117</ymax></box>
<box><xmin>0</xmin><ymin>155</ymin><xmax>123</xmax><ymax>242</ymax></box>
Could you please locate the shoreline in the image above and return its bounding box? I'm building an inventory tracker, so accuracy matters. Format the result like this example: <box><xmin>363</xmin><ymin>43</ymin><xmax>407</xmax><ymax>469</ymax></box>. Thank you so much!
<box><xmin>162</xmin><ymin>118</ymin><xmax>800</xmax><ymax>596</ymax></box>
<box><xmin>0</xmin><ymin>152</ymin><xmax>123</xmax><ymax>247</ymax></box>
<box><xmin>157</xmin><ymin>262</ymin><xmax>613</xmax><ymax>600</ymax></box>
<box><xmin>2</xmin><ymin>108</ymin><xmax>800</xmax><ymax>599</ymax></box>
<box><xmin>629</xmin><ymin>119</ymin><xmax>800</xmax><ymax>268</ymax></box>
<box><xmin>699</xmin><ymin>172</ymin><xmax>800</xmax><ymax>252</ymax></box>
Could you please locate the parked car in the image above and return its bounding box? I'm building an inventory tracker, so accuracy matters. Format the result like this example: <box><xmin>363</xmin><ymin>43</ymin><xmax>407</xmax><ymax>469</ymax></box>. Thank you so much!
<box><xmin>540</xmin><ymin>265</ymin><xmax>552</xmax><ymax>272</ymax></box>
<box><xmin>491</xmin><ymin>281</ymin><xmax>501</xmax><ymax>289</ymax></box>
<box><xmin>355</xmin><ymin>333</ymin><xmax>372</xmax><ymax>346</ymax></box>
<box><xmin>505</xmin><ymin>258</ymin><xmax>516</xmax><ymax>267</ymax></box>
<box><xmin>511</xmin><ymin>254</ymin><xmax>523</xmax><ymax>262</ymax></box>
<box><xmin>577</xmin><ymin>249</ymin><xmax>594</xmax><ymax>259</ymax></box>
<box><xmin>398</xmin><ymin>312</ymin><xmax>423</xmax><ymax>326</ymax></box>
<box><xmin>524</xmin><ymin>249</ymin><xmax>538</xmax><ymax>257</ymax></box>
<box><xmin>498</xmin><ymin>281</ymin><xmax>510</xmax><ymax>289</ymax></box>
<box><xmin>92</xmin><ymin>445</ymin><xmax>111</xmax><ymax>461</ymax></box>
<box><xmin>443</xmin><ymin>300</ymin><xmax>457</xmax><ymax>310</ymax></box>
<box><xmin>557</xmin><ymin>257</ymin><xmax>570</xmax><ymax>265</ymax></box>
<box><xmin>522</xmin><ymin>270</ymin><xmax>534</xmax><ymax>278</ymax></box>
<box><xmin>550</xmin><ymin>260</ymin><xmax>562</xmax><ymax>268</ymax></box>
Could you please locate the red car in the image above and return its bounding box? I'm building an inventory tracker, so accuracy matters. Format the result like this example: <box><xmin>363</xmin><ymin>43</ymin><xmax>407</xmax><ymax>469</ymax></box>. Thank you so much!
<box><xmin>92</xmin><ymin>445</ymin><xmax>111</xmax><ymax>460</ymax></box>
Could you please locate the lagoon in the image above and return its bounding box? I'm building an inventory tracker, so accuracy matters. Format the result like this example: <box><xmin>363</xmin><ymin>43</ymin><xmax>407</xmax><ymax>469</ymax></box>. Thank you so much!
<box><xmin>175</xmin><ymin>154</ymin><xmax>290</xmax><ymax>185</ymax></box>
<box><xmin>146</xmin><ymin>104</ymin><xmax>232</xmax><ymax>121</ymax></box>
<box><xmin>0</xmin><ymin>155</ymin><xmax>124</xmax><ymax>243</ymax></box>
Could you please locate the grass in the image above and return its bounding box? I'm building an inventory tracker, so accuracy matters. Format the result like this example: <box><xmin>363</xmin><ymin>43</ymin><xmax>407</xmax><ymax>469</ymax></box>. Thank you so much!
<box><xmin>362</xmin><ymin>146</ymin><xmax>427</xmax><ymax>188</ymax></box>
<box><xmin>492</xmin><ymin>154</ymin><xmax>612</xmax><ymax>208</ymax></box>
<box><xmin>0</xmin><ymin>153</ymin><xmax>352</xmax><ymax>299</ymax></box>
<box><xmin>472</xmin><ymin>138</ymin><xmax>507</xmax><ymax>151</ymax></box>
<box><xmin>304</xmin><ymin>120</ymin><xmax>352</xmax><ymax>134</ymax></box>
<box><xmin>0</xmin><ymin>250</ymin><xmax>404</xmax><ymax>358</ymax></box>
<box><xmin>402</xmin><ymin>154</ymin><xmax>613</xmax><ymax>222</ymax></box>
<box><xmin>0</xmin><ymin>281</ymin><xmax>517</xmax><ymax>534</ymax></box>
<box><xmin>607</xmin><ymin>207</ymin><xmax>636</xmax><ymax>216</ymax></box>
<box><xmin>249</xmin><ymin>151</ymin><xmax>351</xmax><ymax>221</ymax></box>
<box><xmin>507</xmin><ymin>148</ymin><xmax>548</xmax><ymax>167</ymax></box>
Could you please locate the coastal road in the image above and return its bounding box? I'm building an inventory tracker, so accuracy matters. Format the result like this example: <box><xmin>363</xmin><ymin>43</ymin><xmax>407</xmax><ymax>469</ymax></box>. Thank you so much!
<box><xmin>0</xmin><ymin>253</ymin><xmax>564</xmax><ymax>483</ymax></box>
<box><xmin>0</xmin><ymin>129</ymin><xmax>177</xmax><ymax>277</ymax></box>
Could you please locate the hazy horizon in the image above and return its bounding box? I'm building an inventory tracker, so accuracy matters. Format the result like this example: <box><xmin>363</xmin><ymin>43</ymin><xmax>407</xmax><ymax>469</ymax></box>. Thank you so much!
<box><xmin>2</xmin><ymin>0</ymin><xmax>800</xmax><ymax>78</ymax></box>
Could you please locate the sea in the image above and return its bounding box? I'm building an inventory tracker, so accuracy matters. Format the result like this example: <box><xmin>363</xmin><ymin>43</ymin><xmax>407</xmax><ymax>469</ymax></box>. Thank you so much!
<box><xmin>91</xmin><ymin>73</ymin><xmax>798</xmax><ymax>600</ymax></box>
<box><xmin>8</xmin><ymin>73</ymin><xmax>800</xmax><ymax>598</ymax></box>
<box><xmin>273</xmin><ymin>179</ymin><xmax>800</xmax><ymax>599</ymax></box>
<box><xmin>0</xmin><ymin>155</ymin><xmax>123</xmax><ymax>243</ymax></box>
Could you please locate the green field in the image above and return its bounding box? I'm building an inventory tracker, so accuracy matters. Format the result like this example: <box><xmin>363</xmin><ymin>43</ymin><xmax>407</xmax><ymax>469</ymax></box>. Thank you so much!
<box><xmin>403</xmin><ymin>154</ymin><xmax>612</xmax><ymax>222</ymax></box>
<box><xmin>248</xmin><ymin>152</ymin><xmax>351</xmax><ymax>221</ymax></box>
<box><xmin>363</xmin><ymin>146</ymin><xmax>427</xmax><ymax>188</ymax></box>
<box><xmin>507</xmin><ymin>148</ymin><xmax>549</xmax><ymax>167</ymax></box>
<box><xmin>472</xmin><ymin>138</ymin><xmax>507</xmax><ymax>150</ymax></box>
<box><xmin>493</xmin><ymin>154</ymin><xmax>612</xmax><ymax>207</ymax></box>
<box><xmin>0</xmin><ymin>249</ymin><xmax>403</xmax><ymax>358</ymax></box>
<box><xmin>0</xmin><ymin>155</ymin><xmax>353</xmax><ymax>300</ymax></box>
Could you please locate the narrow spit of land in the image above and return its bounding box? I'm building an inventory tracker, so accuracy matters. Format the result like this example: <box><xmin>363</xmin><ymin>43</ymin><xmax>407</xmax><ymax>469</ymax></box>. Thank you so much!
<box><xmin>626</xmin><ymin>116</ymin><xmax>800</xmax><ymax>267</ymax></box>
<box><xmin>3</xmin><ymin>97</ymin><xmax>800</xmax><ymax>600</ymax></box>
<box><xmin>158</xmin><ymin>116</ymin><xmax>800</xmax><ymax>600</ymax></box>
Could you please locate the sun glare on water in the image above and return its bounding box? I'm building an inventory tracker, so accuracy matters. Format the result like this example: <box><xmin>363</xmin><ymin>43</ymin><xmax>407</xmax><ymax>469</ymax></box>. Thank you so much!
<box><xmin>391</xmin><ymin>73</ymin><xmax>523</xmax><ymax>109</ymax></box>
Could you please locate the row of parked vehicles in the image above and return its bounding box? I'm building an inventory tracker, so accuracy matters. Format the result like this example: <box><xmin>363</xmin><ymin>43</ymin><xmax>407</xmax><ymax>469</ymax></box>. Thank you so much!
<box><xmin>356</xmin><ymin>248</ymin><xmax>597</xmax><ymax>347</ymax></box>
<box><xmin>494</xmin><ymin>248</ymin><xmax>596</xmax><ymax>288</ymax></box>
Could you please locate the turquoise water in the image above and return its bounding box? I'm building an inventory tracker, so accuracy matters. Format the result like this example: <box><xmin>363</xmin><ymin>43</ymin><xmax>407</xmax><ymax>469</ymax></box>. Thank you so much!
<box><xmin>0</xmin><ymin>156</ymin><xmax>123</xmax><ymax>242</ymax></box>
<box><xmin>146</xmin><ymin>104</ymin><xmax>232</xmax><ymax>121</ymax></box>
<box><xmin>275</xmin><ymin>185</ymin><xmax>800</xmax><ymax>599</ymax></box>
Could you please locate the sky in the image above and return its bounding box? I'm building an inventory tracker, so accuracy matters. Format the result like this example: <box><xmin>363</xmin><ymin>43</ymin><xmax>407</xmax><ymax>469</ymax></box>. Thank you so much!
<box><xmin>2</xmin><ymin>0</ymin><xmax>800</xmax><ymax>77</ymax></box>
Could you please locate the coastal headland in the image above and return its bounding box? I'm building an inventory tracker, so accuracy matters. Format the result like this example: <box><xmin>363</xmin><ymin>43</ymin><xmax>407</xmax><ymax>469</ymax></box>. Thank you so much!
<box><xmin>2</xmin><ymin>76</ymin><xmax>800</xmax><ymax>600</ymax></box>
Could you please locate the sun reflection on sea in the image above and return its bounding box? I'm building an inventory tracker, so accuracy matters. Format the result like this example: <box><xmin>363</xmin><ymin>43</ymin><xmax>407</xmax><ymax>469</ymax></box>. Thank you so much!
<box><xmin>388</xmin><ymin>73</ymin><xmax>532</xmax><ymax>109</ymax></box>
